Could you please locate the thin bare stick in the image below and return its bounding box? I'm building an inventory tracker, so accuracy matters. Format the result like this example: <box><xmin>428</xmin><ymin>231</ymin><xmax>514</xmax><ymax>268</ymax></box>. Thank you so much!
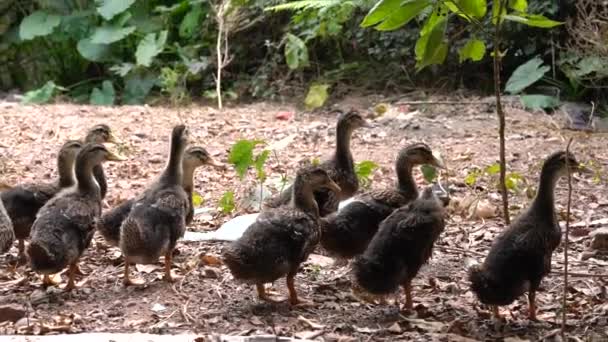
<box><xmin>395</xmin><ymin>100</ymin><xmax>489</xmax><ymax>105</ymax></box>
<box><xmin>551</xmin><ymin>271</ymin><xmax>608</xmax><ymax>278</ymax></box>
<box><xmin>562</xmin><ymin>137</ymin><xmax>574</xmax><ymax>338</ymax></box>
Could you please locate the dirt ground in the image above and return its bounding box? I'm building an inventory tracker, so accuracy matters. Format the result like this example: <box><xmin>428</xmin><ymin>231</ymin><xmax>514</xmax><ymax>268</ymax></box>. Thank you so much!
<box><xmin>0</xmin><ymin>95</ymin><xmax>607</xmax><ymax>341</ymax></box>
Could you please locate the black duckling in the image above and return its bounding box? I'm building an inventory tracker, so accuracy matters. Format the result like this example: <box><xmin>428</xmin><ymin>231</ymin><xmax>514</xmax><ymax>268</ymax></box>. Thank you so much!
<box><xmin>83</xmin><ymin>124</ymin><xmax>121</xmax><ymax>199</ymax></box>
<box><xmin>1</xmin><ymin>140</ymin><xmax>83</xmax><ymax>263</ymax></box>
<box><xmin>98</xmin><ymin>146</ymin><xmax>221</xmax><ymax>246</ymax></box>
<box><xmin>223</xmin><ymin>167</ymin><xmax>341</xmax><ymax>305</ymax></box>
<box><xmin>119</xmin><ymin>125</ymin><xmax>189</xmax><ymax>286</ymax></box>
<box><xmin>320</xmin><ymin>143</ymin><xmax>445</xmax><ymax>260</ymax></box>
<box><xmin>0</xmin><ymin>185</ymin><xmax>14</xmax><ymax>254</ymax></box>
<box><xmin>264</xmin><ymin>110</ymin><xmax>370</xmax><ymax>216</ymax></box>
<box><xmin>468</xmin><ymin>151</ymin><xmax>585</xmax><ymax>320</ymax></box>
<box><xmin>353</xmin><ymin>187</ymin><xmax>446</xmax><ymax>310</ymax></box>
<box><xmin>27</xmin><ymin>143</ymin><xmax>125</xmax><ymax>290</ymax></box>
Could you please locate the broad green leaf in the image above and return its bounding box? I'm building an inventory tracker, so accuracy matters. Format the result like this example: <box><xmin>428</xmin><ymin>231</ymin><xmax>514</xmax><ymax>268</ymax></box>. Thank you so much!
<box><xmin>520</xmin><ymin>94</ymin><xmax>560</xmax><ymax>110</ymax></box>
<box><xmin>505</xmin><ymin>56</ymin><xmax>550</xmax><ymax>94</ymax></box>
<box><xmin>459</xmin><ymin>38</ymin><xmax>485</xmax><ymax>62</ymax></box>
<box><xmin>360</xmin><ymin>0</ymin><xmax>401</xmax><ymax>27</ymax></box>
<box><xmin>415</xmin><ymin>11</ymin><xmax>448</xmax><ymax>70</ymax></box>
<box><xmin>484</xmin><ymin>163</ymin><xmax>500</xmax><ymax>175</ymax></box>
<box><xmin>492</xmin><ymin>0</ymin><xmax>506</xmax><ymax>24</ymax></box>
<box><xmin>421</xmin><ymin>165</ymin><xmax>437</xmax><ymax>183</ymax></box>
<box><xmin>445</xmin><ymin>0</ymin><xmax>487</xmax><ymax>20</ymax></box>
<box><xmin>228</xmin><ymin>139</ymin><xmax>265</xmax><ymax>180</ymax></box>
<box><xmin>136</xmin><ymin>31</ymin><xmax>168</xmax><ymax>67</ymax></box>
<box><xmin>311</xmin><ymin>158</ymin><xmax>321</xmax><ymax>166</ymax></box>
<box><xmin>464</xmin><ymin>170</ymin><xmax>480</xmax><ymax>186</ymax></box>
<box><xmin>179</xmin><ymin>5</ymin><xmax>203</xmax><ymax>39</ymax></box>
<box><xmin>304</xmin><ymin>83</ymin><xmax>330</xmax><ymax>111</ymax></box>
<box><xmin>192</xmin><ymin>191</ymin><xmax>204</xmax><ymax>207</ymax></box>
<box><xmin>19</xmin><ymin>11</ymin><xmax>61</xmax><ymax>40</ymax></box>
<box><xmin>219</xmin><ymin>191</ymin><xmax>235</xmax><ymax>214</ymax></box>
<box><xmin>355</xmin><ymin>160</ymin><xmax>378</xmax><ymax>181</ymax></box>
<box><xmin>503</xmin><ymin>14</ymin><xmax>563</xmax><ymax>28</ymax></box>
<box><xmin>505</xmin><ymin>172</ymin><xmax>524</xmax><ymax>191</ymax></box>
<box><xmin>284</xmin><ymin>33</ymin><xmax>309</xmax><ymax>70</ymax></box>
<box><xmin>123</xmin><ymin>71</ymin><xmax>158</xmax><ymax>104</ymax></box>
<box><xmin>90</xmin><ymin>25</ymin><xmax>135</xmax><ymax>44</ymax></box>
<box><xmin>375</xmin><ymin>0</ymin><xmax>432</xmax><ymax>31</ymax></box>
<box><xmin>77</xmin><ymin>39</ymin><xmax>112</xmax><ymax>62</ymax></box>
<box><xmin>110</xmin><ymin>63</ymin><xmax>135</xmax><ymax>77</ymax></box>
<box><xmin>90</xmin><ymin>81</ymin><xmax>115</xmax><ymax>106</ymax></box>
<box><xmin>96</xmin><ymin>0</ymin><xmax>135</xmax><ymax>20</ymax></box>
<box><xmin>508</xmin><ymin>0</ymin><xmax>527</xmax><ymax>12</ymax></box>
<box><xmin>254</xmin><ymin>150</ymin><xmax>270</xmax><ymax>181</ymax></box>
<box><xmin>22</xmin><ymin>81</ymin><xmax>61</xmax><ymax>104</ymax></box>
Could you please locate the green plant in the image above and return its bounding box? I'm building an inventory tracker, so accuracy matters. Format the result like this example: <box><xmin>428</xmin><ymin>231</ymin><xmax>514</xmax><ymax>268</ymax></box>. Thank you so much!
<box><xmin>21</xmin><ymin>81</ymin><xmax>65</xmax><ymax>104</ymax></box>
<box><xmin>226</xmin><ymin>138</ymin><xmax>271</xmax><ymax>211</ymax></box>
<box><xmin>219</xmin><ymin>190</ymin><xmax>236</xmax><ymax>214</ymax></box>
<box><xmin>504</xmin><ymin>56</ymin><xmax>559</xmax><ymax>110</ymax></box>
<box><xmin>355</xmin><ymin>160</ymin><xmax>378</xmax><ymax>188</ymax></box>
<box><xmin>465</xmin><ymin>163</ymin><xmax>528</xmax><ymax>193</ymax></box>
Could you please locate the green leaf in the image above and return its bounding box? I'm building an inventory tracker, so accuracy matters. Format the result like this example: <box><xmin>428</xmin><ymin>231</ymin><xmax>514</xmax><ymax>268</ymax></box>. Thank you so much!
<box><xmin>219</xmin><ymin>191</ymin><xmax>236</xmax><ymax>214</ymax></box>
<box><xmin>415</xmin><ymin>10</ymin><xmax>448</xmax><ymax>70</ymax></box>
<box><xmin>458</xmin><ymin>38</ymin><xmax>485</xmax><ymax>62</ymax></box>
<box><xmin>90</xmin><ymin>24</ymin><xmax>135</xmax><ymax>44</ymax></box>
<box><xmin>77</xmin><ymin>39</ymin><xmax>113</xmax><ymax>62</ymax></box>
<box><xmin>508</xmin><ymin>0</ymin><xmax>527</xmax><ymax>12</ymax></box>
<box><xmin>464</xmin><ymin>169</ymin><xmax>481</xmax><ymax>186</ymax></box>
<box><xmin>503</xmin><ymin>14</ymin><xmax>563</xmax><ymax>28</ymax></box>
<box><xmin>360</xmin><ymin>0</ymin><xmax>401</xmax><ymax>27</ymax></box>
<box><xmin>254</xmin><ymin>150</ymin><xmax>270</xmax><ymax>181</ymax></box>
<box><xmin>228</xmin><ymin>139</ymin><xmax>265</xmax><ymax>180</ymax></box>
<box><xmin>90</xmin><ymin>81</ymin><xmax>115</xmax><ymax>106</ymax></box>
<box><xmin>96</xmin><ymin>0</ymin><xmax>135</xmax><ymax>20</ymax></box>
<box><xmin>445</xmin><ymin>0</ymin><xmax>487</xmax><ymax>20</ymax></box>
<box><xmin>179</xmin><ymin>5</ymin><xmax>203</xmax><ymax>39</ymax></box>
<box><xmin>421</xmin><ymin>165</ymin><xmax>437</xmax><ymax>183</ymax></box>
<box><xmin>505</xmin><ymin>172</ymin><xmax>524</xmax><ymax>191</ymax></box>
<box><xmin>492</xmin><ymin>0</ymin><xmax>506</xmax><ymax>25</ymax></box>
<box><xmin>304</xmin><ymin>83</ymin><xmax>330</xmax><ymax>111</ymax></box>
<box><xmin>123</xmin><ymin>71</ymin><xmax>158</xmax><ymax>104</ymax></box>
<box><xmin>136</xmin><ymin>31</ymin><xmax>168</xmax><ymax>67</ymax></box>
<box><xmin>22</xmin><ymin>81</ymin><xmax>61</xmax><ymax>104</ymax></box>
<box><xmin>265</xmin><ymin>0</ymin><xmax>343</xmax><ymax>12</ymax></box>
<box><xmin>284</xmin><ymin>33</ymin><xmax>309</xmax><ymax>70</ymax></box>
<box><xmin>375</xmin><ymin>0</ymin><xmax>432</xmax><ymax>31</ymax></box>
<box><xmin>311</xmin><ymin>158</ymin><xmax>321</xmax><ymax>166</ymax></box>
<box><xmin>19</xmin><ymin>11</ymin><xmax>62</xmax><ymax>40</ymax></box>
<box><xmin>110</xmin><ymin>63</ymin><xmax>135</xmax><ymax>77</ymax></box>
<box><xmin>355</xmin><ymin>160</ymin><xmax>378</xmax><ymax>180</ymax></box>
<box><xmin>192</xmin><ymin>191</ymin><xmax>204</xmax><ymax>208</ymax></box>
<box><xmin>505</xmin><ymin>56</ymin><xmax>550</xmax><ymax>94</ymax></box>
<box><xmin>484</xmin><ymin>163</ymin><xmax>500</xmax><ymax>175</ymax></box>
<box><xmin>520</xmin><ymin>94</ymin><xmax>560</xmax><ymax>110</ymax></box>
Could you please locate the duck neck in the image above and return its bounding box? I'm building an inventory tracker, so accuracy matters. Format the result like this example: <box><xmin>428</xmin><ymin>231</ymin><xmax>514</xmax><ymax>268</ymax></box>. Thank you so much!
<box><xmin>531</xmin><ymin>168</ymin><xmax>560</xmax><ymax>216</ymax></box>
<box><xmin>335</xmin><ymin>123</ymin><xmax>353</xmax><ymax>167</ymax></box>
<box><xmin>57</xmin><ymin>154</ymin><xmax>76</xmax><ymax>188</ymax></box>
<box><xmin>396</xmin><ymin>160</ymin><xmax>418</xmax><ymax>197</ymax></box>
<box><xmin>182</xmin><ymin>163</ymin><xmax>197</xmax><ymax>195</ymax></box>
<box><xmin>290</xmin><ymin>177</ymin><xmax>319</xmax><ymax>217</ymax></box>
<box><xmin>76</xmin><ymin>157</ymin><xmax>100</xmax><ymax>196</ymax></box>
<box><xmin>160</xmin><ymin>137</ymin><xmax>185</xmax><ymax>186</ymax></box>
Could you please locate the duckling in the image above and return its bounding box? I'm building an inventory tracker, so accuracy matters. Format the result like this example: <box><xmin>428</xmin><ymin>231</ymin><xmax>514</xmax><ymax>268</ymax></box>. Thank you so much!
<box><xmin>468</xmin><ymin>151</ymin><xmax>585</xmax><ymax>320</ymax></box>
<box><xmin>98</xmin><ymin>146</ymin><xmax>221</xmax><ymax>246</ymax></box>
<box><xmin>1</xmin><ymin>140</ymin><xmax>83</xmax><ymax>263</ymax></box>
<box><xmin>27</xmin><ymin>143</ymin><xmax>125</xmax><ymax>290</ymax></box>
<box><xmin>353</xmin><ymin>187</ymin><xmax>446</xmax><ymax>310</ymax></box>
<box><xmin>83</xmin><ymin>124</ymin><xmax>121</xmax><ymax>199</ymax></box>
<box><xmin>320</xmin><ymin>143</ymin><xmax>445</xmax><ymax>260</ymax></box>
<box><xmin>264</xmin><ymin>110</ymin><xmax>370</xmax><ymax>216</ymax></box>
<box><xmin>120</xmin><ymin>125</ymin><xmax>189</xmax><ymax>286</ymax></box>
<box><xmin>0</xmin><ymin>186</ymin><xmax>14</xmax><ymax>254</ymax></box>
<box><xmin>223</xmin><ymin>167</ymin><xmax>341</xmax><ymax>305</ymax></box>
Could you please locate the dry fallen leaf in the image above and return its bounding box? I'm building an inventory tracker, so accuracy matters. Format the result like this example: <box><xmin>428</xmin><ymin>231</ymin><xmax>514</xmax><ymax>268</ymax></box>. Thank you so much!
<box><xmin>200</xmin><ymin>254</ymin><xmax>223</xmax><ymax>266</ymax></box>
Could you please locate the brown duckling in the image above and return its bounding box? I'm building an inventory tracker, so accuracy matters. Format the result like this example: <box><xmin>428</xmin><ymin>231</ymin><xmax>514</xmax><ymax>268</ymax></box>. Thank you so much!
<box><xmin>468</xmin><ymin>151</ymin><xmax>585</xmax><ymax>320</ymax></box>
<box><xmin>27</xmin><ymin>143</ymin><xmax>125</xmax><ymax>290</ymax></box>
<box><xmin>353</xmin><ymin>187</ymin><xmax>446</xmax><ymax>310</ymax></box>
<box><xmin>223</xmin><ymin>167</ymin><xmax>340</xmax><ymax>305</ymax></box>
<box><xmin>320</xmin><ymin>143</ymin><xmax>445</xmax><ymax>260</ymax></box>
<box><xmin>83</xmin><ymin>124</ymin><xmax>121</xmax><ymax>199</ymax></box>
<box><xmin>264</xmin><ymin>110</ymin><xmax>370</xmax><ymax>216</ymax></box>
<box><xmin>0</xmin><ymin>185</ymin><xmax>14</xmax><ymax>254</ymax></box>
<box><xmin>1</xmin><ymin>140</ymin><xmax>83</xmax><ymax>262</ymax></box>
<box><xmin>120</xmin><ymin>125</ymin><xmax>189</xmax><ymax>286</ymax></box>
<box><xmin>98</xmin><ymin>146</ymin><xmax>221</xmax><ymax>246</ymax></box>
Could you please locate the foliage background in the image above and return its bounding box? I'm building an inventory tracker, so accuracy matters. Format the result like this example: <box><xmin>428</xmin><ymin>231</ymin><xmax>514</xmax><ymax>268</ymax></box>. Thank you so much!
<box><xmin>0</xmin><ymin>0</ymin><xmax>605</xmax><ymax>107</ymax></box>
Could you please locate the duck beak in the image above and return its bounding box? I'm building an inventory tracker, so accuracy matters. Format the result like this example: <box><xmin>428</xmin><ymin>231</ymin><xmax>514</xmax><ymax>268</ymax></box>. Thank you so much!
<box><xmin>361</xmin><ymin>120</ymin><xmax>374</xmax><ymax>128</ymax></box>
<box><xmin>326</xmin><ymin>180</ymin><xmax>341</xmax><ymax>193</ymax></box>
<box><xmin>107</xmin><ymin>132</ymin><xmax>123</xmax><ymax>145</ymax></box>
<box><xmin>106</xmin><ymin>150</ymin><xmax>127</xmax><ymax>162</ymax></box>
<box><xmin>431</xmin><ymin>152</ymin><xmax>446</xmax><ymax>169</ymax></box>
<box><xmin>576</xmin><ymin>163</ymin><xmax>593</xmax><ymax>174</ymax></box>
<box><xmin>207</xmin><ymin>157</ymin><xmax>225</xmax><ymax>169</ymax></box>
<box><xmin>0</xmin><ymin>182</ymin><xmax>12</xmax><ymax>191</ymax></box>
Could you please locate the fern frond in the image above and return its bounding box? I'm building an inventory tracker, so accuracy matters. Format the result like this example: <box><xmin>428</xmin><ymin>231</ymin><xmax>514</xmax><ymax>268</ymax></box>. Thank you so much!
<box><xmin>265</xmin><ymin>0</ymin><xmax>347</xmax><ymax>12</ymax></box>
